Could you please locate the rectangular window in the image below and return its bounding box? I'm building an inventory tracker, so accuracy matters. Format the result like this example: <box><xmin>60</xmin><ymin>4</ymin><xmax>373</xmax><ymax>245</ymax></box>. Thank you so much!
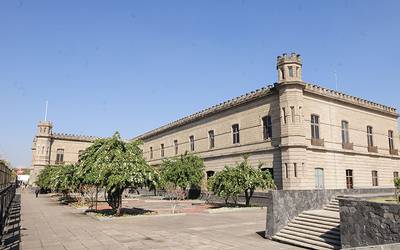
<box><xmin>160</xmin><ymin>144</ymin><xmax>165</xmax><ymax>157</ymax></box>
<box><xmin>341</xmin><ymin>120</ymin><xmax>350</xmax><ymax>144</ymax></box>
<box><xmin>285</xmin><ymin>163</ymin><xmax>289</xmax><ymax>178</ymax></box>
<box><xmin>367</xmin><ymin>126</ymin><xmax>374</xmax><ymax>147</ymax></box>
<box><xmin>232</xmin><ymin>124</ymin><xmax>240</xmax><ymax>144</ymax></box>
<box><xmin>208</xmin><ymin>130</ymin><xmax>215</xmax><ymax>149</ymax></box>
<box><xmin>394</xmin><ymin>171</ymin><xmax>399</xmax><ymax>179</ymax></box>
<box><xmin>262</xmin><ymin>116</ymin><xmax>272</xmax><ymax>140</ymax></box>
<box><xmin>290</xmin><ymin>106</ymin><xmax>295</xmax><ymax>123</ymax></box>
<box><xmin>150</xmin><ymin>147</ymin><xmax>153</xmax><ymax>159</ymax></box>
<box><xmin>388</xmin><ymin>130</ymin><xmax>394</xmax><ymax>150</ymax></box>
<box><xmin>346</xmin><ymin>169</ymin><xmax>353</xmax><ymax>189</ymax></box>
<box><xmin>56</xmin><ymin>149</ymin><xmax>64</xmax><ymax>163</ymax></box>
<box><xmin>174</xmin><ymin>140</ymin><xmax>178</xmax><ymax>155</ymax></box>
<box><xmin>294</xmin><ymin>163</ymin><xmax>297</xmax><ymax>177</ymax></box>
<box><xmin>288</xmin><ymin>66</ymin><xmax>293</xmax><ymax>77</ymax></box>
<box><xmin>311</xmin><ymin>115</ymin><xmax>320</xmax><ymax>139</ymax></box>
<box><xmin>190</xmin><ymin>136</ymin><xmax>195</xmax><ymax>151</ymax></box>
<box><xmin>282</xmin><ymin>108</ymin><xmax>287</xmax><ymax>124</ymax></box>
<box><xmin>372</xmin><ymin>170</ymin><xmax>378</xmax><ymax>186</ymax></box>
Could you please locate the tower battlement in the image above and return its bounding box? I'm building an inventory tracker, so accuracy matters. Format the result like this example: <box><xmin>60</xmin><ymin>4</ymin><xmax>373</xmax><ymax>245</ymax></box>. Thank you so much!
<box><xmin>277</xmin><ymin>52</ymin><xmax>303</xmax><ymax>83</ymax></box>
<box><xmin>277</xmin><ymin>53</ymin><xmax>302</xmax><ymax>66</ymax></box>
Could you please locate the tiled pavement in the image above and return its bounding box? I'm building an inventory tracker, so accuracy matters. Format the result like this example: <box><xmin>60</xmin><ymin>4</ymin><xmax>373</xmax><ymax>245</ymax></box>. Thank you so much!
<box><xmin>11</xmin><ymin>190</ymin><xmax>301</xmax><ymax>250</ymax></box>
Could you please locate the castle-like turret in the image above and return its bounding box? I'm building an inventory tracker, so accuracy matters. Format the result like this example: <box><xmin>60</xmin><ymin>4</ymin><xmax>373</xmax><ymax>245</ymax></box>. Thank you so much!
<box><xmin>277</xmin><ymin>52</ymin><xmax>302</xmax><ymax>83</ymax></box>
<box><xmin>276</xmin><ymin>52</ymin><xmax>307</xmax><ymax>190</ymax></box>
<box><xmin>30</xmin><ymin>121</ymin><xmax>53</xmax><ymax>185</ymax></box>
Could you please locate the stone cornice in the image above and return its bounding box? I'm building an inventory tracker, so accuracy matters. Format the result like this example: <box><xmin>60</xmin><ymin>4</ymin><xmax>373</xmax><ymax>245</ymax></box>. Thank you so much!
<box><xmin>304</xmin><ymin>83</ymin><xmax>398</xmax><ymax>117</ymax></box>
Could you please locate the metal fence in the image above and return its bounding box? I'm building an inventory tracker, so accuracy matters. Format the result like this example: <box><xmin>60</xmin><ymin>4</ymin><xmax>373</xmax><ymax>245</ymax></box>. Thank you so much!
<box><xmin>0</xmin><ymin>161</ymin><xmax>17</xmax><ymax>236</ymax></box>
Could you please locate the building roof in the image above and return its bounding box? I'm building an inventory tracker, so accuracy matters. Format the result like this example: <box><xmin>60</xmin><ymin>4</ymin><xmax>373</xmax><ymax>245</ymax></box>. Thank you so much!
<box><xmin>52</xmin><ymin>133</ymin><xmax>100</xmax><ymax>142</ymax></box>
<box><xmin>133</xmin><ymin>82</ymin><xmax>398</xmax><ymax>141</ymax></box>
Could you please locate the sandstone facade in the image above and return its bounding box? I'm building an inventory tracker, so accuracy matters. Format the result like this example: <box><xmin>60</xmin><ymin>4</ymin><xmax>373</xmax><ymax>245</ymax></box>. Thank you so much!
<box><xmin>31</xmin><ymin>53</ymin><xmax>400</xmax><ymax>190</ymax></box>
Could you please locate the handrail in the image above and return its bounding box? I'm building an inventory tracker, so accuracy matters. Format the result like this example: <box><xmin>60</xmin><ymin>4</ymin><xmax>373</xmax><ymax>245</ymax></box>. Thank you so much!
<box><xmin>0</xmin><ymin>183</ymin><xmax>16</xmax><ymax>237</ymax></box>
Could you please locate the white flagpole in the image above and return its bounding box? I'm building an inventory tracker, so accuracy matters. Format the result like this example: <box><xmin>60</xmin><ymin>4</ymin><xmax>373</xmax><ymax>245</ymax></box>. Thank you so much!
<box><xmin>44</xmin><ymin>101</ymin><xmax>48</xmax><ymax>121</ymax></box>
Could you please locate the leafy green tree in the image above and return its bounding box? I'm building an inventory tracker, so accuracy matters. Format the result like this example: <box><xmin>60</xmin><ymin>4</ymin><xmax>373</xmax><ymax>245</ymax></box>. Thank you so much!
<box><xmin>235</xmin><ymin>156</ymin><xmax>275</xmax><ymax>206</ymax></box>
<box><xmin>161</xmin><ymin>153</ymin><xmax>205</xmax><ymax>196</ymax></box>
<box><xmin>36</xmin><ymin>165</ymin><xmax>57</xmax><ymax>191</ymax></box>
<box><xmin>52</xmin><ymin>164</ymin><xmax>79</xmax><ymax>199</ymax></box>
<box><xmin>207</xmin><ymin>166</ymin><xmax>242</xmax><ymax>204</ymax></box>
<box><xmin>394</xmin><ymin>177</ymin><xmax>400</xmax><ymax>202</ymax></box>
<box><xmin>208</xmin><ymin>156</ymin><xmax>275</xmax><ymax>206</ymax></box>
<box><xmin>77</xmin><ymin>132</ymin><xmax>157</xmax><ymax>216</ymax></box>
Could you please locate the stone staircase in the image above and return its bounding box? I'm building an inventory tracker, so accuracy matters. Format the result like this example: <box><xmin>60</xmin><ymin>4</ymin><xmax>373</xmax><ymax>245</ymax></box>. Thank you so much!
<box><xmin>272</xmin><ymin>198</ymin><xmax>341</xmax><ymax>249</ymax></box>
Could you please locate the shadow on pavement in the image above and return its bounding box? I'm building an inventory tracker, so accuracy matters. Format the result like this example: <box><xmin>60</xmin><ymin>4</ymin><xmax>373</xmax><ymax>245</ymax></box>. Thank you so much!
<box><xmin>1</xmin><ymin>194</ymin><xmax>21</xmax><ymax>250</ymax></box>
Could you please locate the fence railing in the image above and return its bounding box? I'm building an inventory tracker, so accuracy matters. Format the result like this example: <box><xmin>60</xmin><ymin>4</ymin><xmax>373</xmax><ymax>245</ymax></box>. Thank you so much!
<box><xmin>0</xmin><ymin>184</ymin><xmax>16</xmax><ymax>236</ymax></box>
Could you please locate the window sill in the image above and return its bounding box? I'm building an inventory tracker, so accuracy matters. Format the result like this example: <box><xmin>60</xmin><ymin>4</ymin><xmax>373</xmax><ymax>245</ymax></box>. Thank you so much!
<box><xmin>390</xmin><ymin>149</ymin><xmax>399</xmax><ymax>155</ymax></box>
<box><xmin>368</xmin><ymin>146</ymin><xmax>378</xmax><ymax>153</ymax></box>
<box><xmin>311</xmin><ymin>138</ymin><xmax>324</xmax><ymax>147</ymax></box>
<box><xmin>342</xmin><ymin>143</ymin><xmax>354</xmax><ymax>150</ymax></box>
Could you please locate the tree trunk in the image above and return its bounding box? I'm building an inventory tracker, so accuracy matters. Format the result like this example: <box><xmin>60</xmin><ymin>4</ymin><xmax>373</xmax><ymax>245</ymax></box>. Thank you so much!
<box><xmin>116</xmin><ymin>189</ymin><xmax>123</xmax><ymax>216</ymax></box>
<box><xmin>245</xmin><ymin>190</ymin><xmax>250</xmax><ymax>206</ymax></box>
<box><xmin>225</xmin><ymin>197</ymin><xmax>228</xmax><ymax>205</ymax></box>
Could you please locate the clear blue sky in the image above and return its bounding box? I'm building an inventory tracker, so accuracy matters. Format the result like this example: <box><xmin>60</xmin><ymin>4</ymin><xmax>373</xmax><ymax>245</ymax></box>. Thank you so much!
<box><xmin>1</xmin><ymin>0</ymin><xmax>400</xmax><ymax>168</ymax></box>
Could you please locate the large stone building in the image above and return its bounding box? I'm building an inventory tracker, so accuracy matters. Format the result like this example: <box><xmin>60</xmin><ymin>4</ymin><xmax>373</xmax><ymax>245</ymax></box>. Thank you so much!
<box><xmin>30</xmin><ymin>121</ymin><xmax>98</xmax><ymax>184</ymax></box>
<box><xmin>31</xmin><ymin>53</ymin><xmax>400</xmax><ymax>190</ymax></box>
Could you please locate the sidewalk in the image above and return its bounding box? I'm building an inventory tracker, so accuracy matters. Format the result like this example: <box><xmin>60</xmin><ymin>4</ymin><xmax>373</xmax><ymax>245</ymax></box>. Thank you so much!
<box><xmin>17</xmin><ymin>190</ymin><xmax>300</xmax><ymax>250</ymax></box>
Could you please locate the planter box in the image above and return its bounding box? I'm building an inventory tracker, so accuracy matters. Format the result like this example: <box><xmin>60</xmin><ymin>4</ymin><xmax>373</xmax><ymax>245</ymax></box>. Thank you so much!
<box><xmin>311</xmin><ymin>138</ymin><xmax>324</xmax><ymax>147</ymax></box>
<box><xmin>342</xmin><ymin>143</ymin><xmax>354</xmax><ymax>150</ymax></box>
<box><xmin>368</xmin><ymin>146</ymin><xmax>378</xmax><ymax>153</ymax></box>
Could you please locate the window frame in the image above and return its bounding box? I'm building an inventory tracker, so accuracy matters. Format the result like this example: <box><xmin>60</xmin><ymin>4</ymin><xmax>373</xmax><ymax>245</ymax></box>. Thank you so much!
<box><xmin>341</xmin><ymin>120</ymin><xmax>350</xmax><ymax>144</ymax></box>
<box><xmin>346</xmin><ymin>169</ymin><xmax>353</xmax><ymax>189</ymax></box>
<box><xmin>388</xmin><ymin>130</ymin><xmax>394</xmax><ymax>150</ymax></box>
<box><xmin>232</xmin><ymin>124</ymin><xmax>240</xmax><ymax>144</ymax></box>
<box><xmin>189</xmin><ymin>135</ymin><xmax>195</xmax><ymax>151</ymax></box>
<box><xmin>367</xmin><ymin>126</ymin><xmax>374</xmax><ymax>147</ymax></box>
<box><xmin>56</xmin><ymin>148</ymin><xmax>64</xmax><ymax>164</ymax></box>
<box><xmin>160</xmin><ymin>143</ymin><xmax>165</xmax><ymax>158</ymax></box>
<box><xmin>310</xmin><ymin>114</ymin><xmax>320</xmax><ymax>139</ymax></box>
<box><xmin>372</xmin><ymin>170</ymin><xmax>378</xmax><ymax>186</ymax></box>
<box><xmin>174</xmin><ymin>140</ymin><xmax>178</xmax><ymax>155</ymax></box>
<box><xmin>262</xmin><ymin>116</ymin><xmax>272</xmax><ymax>140</ymax></box>
<box><xmin>208</xmin><ymin>130</ymin><xmax>215</xmax><ymax>149</ymax></box>
<box><xmin>150</xmin><ymin>147</ymin><xmax>153</xmax><ymax>159</ymax></box>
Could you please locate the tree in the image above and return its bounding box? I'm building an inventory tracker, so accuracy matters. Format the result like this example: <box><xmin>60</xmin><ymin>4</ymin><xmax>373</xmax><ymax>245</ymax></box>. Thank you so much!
<box><xmin>36</xmin><ymin>165</ymin><xmax>57</xmax><ymax>191</ymax></box>
<box><xmin>235</xmin><ymin>156</ymin><xmax>275</xmax><ymax>206</ymax></box>
<box><xmin>207</xmin><ymin>166</ymin><xmax>242</xmax><ymax>204</ymax></box>
<box><xmin>394</xmin><ymin>177</ymin><xmax>400</xmax><ymax>202</ymax></box>
<box><xmin>161</xmin><ymin>153</ymin><xmax>205</xmax><ymax>197</ymax></box>
<box><xmin>76</xmin><ymin>132</ymin><xmax>157</xmax><ymax>216</ymax></box>
<box><xmin>208</xmin><ymin>156</ymin><xmax>275</xmax><ymax>206</ymax></box>
<box><xmin>52</xmin><ymin>164</ymin><xmax>78</xmax><ymax>199</ymax></box>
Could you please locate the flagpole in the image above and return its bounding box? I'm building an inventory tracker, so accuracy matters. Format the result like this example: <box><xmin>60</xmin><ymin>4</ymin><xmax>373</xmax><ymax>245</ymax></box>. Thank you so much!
<box><xmin>44</xmin><ymin>101</ymin><xmax>48</xmax><ymax>121</ymax></box>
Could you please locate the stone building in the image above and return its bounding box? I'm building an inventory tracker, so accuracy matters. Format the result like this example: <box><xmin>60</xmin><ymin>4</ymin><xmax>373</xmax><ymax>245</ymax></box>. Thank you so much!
<box><xmin>31</xmin><ymin>53</ymin><xmax>400</xmax><ymax>190</ymax></box>
<box><xmin>30</xmin><ymin>121</ymin><xmax>98</xmax><ymax>184</ymax></box>
<box><xmin>135</xmin><ymin>53</ymin><xmax>400</xmax><ymax>190</ymax></box>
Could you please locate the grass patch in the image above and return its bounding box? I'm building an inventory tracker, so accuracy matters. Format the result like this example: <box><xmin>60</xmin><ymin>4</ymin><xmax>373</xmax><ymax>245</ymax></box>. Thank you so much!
<box><xmin>368</xmin><ymin>196</ymin><xmax>399</xmax><ymax>204</ymax></box>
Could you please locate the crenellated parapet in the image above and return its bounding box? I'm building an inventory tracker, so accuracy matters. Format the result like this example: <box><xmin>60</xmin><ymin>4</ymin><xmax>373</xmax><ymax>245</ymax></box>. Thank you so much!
<box><xmin>52</xmin><ymin>132</ymin><xmax>100</xmax><ymax>142</ymax></box>
<box><xmin>304</xmin><ymin>83</ymin><xmax>398</xmax><ymax>117</ymax></box>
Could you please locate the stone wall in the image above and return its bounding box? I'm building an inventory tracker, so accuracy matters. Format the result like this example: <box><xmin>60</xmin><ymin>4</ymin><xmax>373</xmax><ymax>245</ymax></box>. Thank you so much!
<box><xmin>340</xmin><ymin>198</ymin><xmax>400</xmax><ymax>248</ymax></box>
<box><xmin>265</xmin><ymin>188</ymin><xmax>395</xmax><ymax>239</ymax></box>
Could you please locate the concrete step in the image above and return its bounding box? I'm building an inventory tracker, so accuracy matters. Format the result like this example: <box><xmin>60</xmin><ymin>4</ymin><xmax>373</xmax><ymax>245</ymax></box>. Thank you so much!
<box><xmin>292</xmin><ymin>219</ymin><xmax>340</xmax><ymax>230</ymax></box>
<box><xmin>302</xmin><ymin>210</ymin><xmax>339</xmax><ymax>220</ymax></box>
<box><xmin>288</xmin><ymin>222</ymin><xmax>340</xmax><ymax>235</ymax></box>
<box><xmin>326</xmin><ymin>204</ymin><xmax>339</xmax><ymax>209</ymax></box>
<box><xmin>293</xmin><ymin>217</ymin><xmax>339</xmax><ymax>227</ymax></box>
<box><xmin>284</xmin><ymin>226</ymin><xmax>340</xmax><ymax>240</ymax></box>
<box><xmin>274</xmin><ymin>232</ymin><xmax>340</xmax><ymax>249</ymax></box>
<box><xmin>280</xmin><ymin>229</ymin><xmax>341</xmax><ymax>246</ymax></box>
<box><xmin>272</xmin><ymin>235</ymin><xmax>331</xmax><ymax>250</ymax></box>
<box><xmin>298</xmin><ymin>214</ymin><xmax>340</xmax><ymax>223</ymax></box>
<box><xmin>324</xmin><ymin>207</ymin><xmax>339</xmax><ymax>212</ymax></box>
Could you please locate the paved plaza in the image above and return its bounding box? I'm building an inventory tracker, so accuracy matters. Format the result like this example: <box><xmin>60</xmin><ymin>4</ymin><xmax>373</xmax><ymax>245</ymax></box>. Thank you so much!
<box><xmin>3</xmin><ymin>190</ymin><xmax>302</xmax><ymax>250</ymax></box>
